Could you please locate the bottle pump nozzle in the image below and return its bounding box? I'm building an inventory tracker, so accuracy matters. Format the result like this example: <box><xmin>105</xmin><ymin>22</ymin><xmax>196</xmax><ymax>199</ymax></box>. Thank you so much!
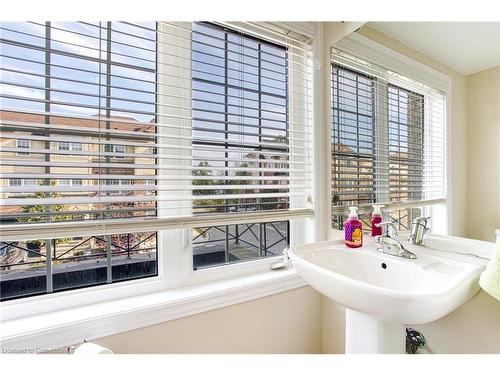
<box><xmin>373</xmin><ymin>204</ymin><xmax>384</xmax><ymax>215</ymax></box>
<box><xmin>348</xmin><ymin>206</ymin><xmax>358</xmax><ymax>219</ymax></box>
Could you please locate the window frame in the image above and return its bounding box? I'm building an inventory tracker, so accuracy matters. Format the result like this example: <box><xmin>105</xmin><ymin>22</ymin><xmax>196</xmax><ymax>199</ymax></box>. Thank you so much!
<box><xmin>16</xmin><ymin>139</ymin><xmax>30</xmax><ymax>155</ymax></box>
<box><xmin>163</xmin><ymin>21</ymin><xmax>311</xmax><ymax>288</ymax></box>
<box><xmin>57</xmin><ymin>141</ymin><xmax>82</xmax><ymax>152</ymax></box>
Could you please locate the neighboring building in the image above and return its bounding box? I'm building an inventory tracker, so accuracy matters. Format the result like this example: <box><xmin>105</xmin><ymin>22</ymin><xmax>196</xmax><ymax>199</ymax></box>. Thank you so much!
<box><xmin>0</xmin><ymin>109</ymin><xmax>156</xmax><ymax>224</ymax></box>
<box><xmin>0</xmin><ymin>109</ymin><xmax>157</xmax><ymax>261</ymax></box>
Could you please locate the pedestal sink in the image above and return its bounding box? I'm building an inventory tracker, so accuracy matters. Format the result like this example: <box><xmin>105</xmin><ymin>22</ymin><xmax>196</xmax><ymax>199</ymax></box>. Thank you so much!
<box><xmin>289</xmin><ymin>234</ymin><xmax>494</xmax><ymax>353</ymax></box>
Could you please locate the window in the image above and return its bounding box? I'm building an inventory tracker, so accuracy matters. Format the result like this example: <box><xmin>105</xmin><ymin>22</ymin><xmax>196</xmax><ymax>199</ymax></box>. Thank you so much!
<box><xmin>16</xmin><ymin>139</ymin><xmax>30</xmax><ymax>155</ymax></box>
<box><xmin>331</xmin><ymin>66</ymin><xmax>375</xmax><ymax>209</ymax></box>
<box><xmin>105</xmin><ymin>144</ymin><xmax>125</xmax><ymax>158</ymax></box>
<box><xmin>57</xmin><ymin>142</ymin><xmax>70</xmax><ymax>151</ymax></box>
<box><xmin>57</xmin><ymin>179</ymin><xmax>83</xmax><ymax>186</ymax></box>
<box><xmin>0</xmin><ymin>22</ymin><xmax>313</xmax><ymax>304</ymax></box>
<box><xmin>103</xmin><ymin>179</ymin><xmax>131</xmax><ymax>186</ymax></box>
<box><xmin>58</xmin><ymin>142</ymin><xmax>82</xmax><ymax>152</ymax></box>
<box><xmin>0</xmin><ymin>22</ymin><xmax>158</xmax><ymax>300</ymax></box>
<box><xmin>387</xmin><ymin>84</ymin><xmax>424</xmax><ymax>206</ymax></box>
<box><xmin>331</xmin><ymin>44</ymin><xmax>446</xmax><ymax>232</ymax></box>
<box><xmin>9</xmin><ymin>178</ymin><xmax>39</xmax><ymax>187</ymax></box>
<box><xmin>191</xmin><ymin>22</ymin><xmax>291</xmax><ymax>269</ymax></box>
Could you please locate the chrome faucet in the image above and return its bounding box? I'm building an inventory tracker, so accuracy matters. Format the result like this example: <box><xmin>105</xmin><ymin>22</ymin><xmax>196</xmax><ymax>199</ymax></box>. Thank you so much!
<box><xmin>375</xmin><ymin>222</ymin><xmax>417</xmax><ymax>259</ymax></box>
<box><xmin>408</xmin><ymin>216</ymin><xmax>431</xmax><ymax>245</ymax></box>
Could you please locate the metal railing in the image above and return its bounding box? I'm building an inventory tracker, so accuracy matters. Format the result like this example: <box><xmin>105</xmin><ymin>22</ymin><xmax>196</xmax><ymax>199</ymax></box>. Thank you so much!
<box><xmin>0</xmin><ymin>232</ymin><xmax>157</xmax><ymax>301</ymax></box>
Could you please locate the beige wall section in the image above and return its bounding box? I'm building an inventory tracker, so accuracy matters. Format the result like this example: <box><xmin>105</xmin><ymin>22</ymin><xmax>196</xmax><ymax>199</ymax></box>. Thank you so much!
<box><xmin>93</xmin><ymin>286</ymin><xmax>323</xmax><ymax>354</ymax></box>
<box><xmin>466</xmin><ymin>66</ymin><xmax>500</xmax><ymax>242</ymax></box>
<box><xmin>414</xmin><ymin>291</ymin><xmax>500</xmax><ymax>354</ymax></box>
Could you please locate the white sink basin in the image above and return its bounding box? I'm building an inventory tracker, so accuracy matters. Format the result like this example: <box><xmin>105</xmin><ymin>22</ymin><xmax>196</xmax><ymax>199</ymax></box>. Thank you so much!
<box><xmin>289</xmin><ymin>234</ymin><xmax>493</xmax><ymax>353</ymax></box>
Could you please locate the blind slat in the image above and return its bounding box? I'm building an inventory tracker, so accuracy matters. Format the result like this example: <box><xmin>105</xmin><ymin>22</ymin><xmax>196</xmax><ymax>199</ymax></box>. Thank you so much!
<box><xmin>0</xmin><ymin>21</ymin><xmax>313</xmax><ymax>227</ymax></box>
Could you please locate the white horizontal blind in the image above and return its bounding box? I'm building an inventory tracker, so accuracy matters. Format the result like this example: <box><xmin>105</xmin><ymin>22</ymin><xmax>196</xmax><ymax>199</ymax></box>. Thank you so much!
<box><xmin>0</xmin><ymin>22</ymin><xmax>314</xmax><ymax>235</ymax></box>
<box><xmin>330</xmin><ymin>46</ymin><xmax>446</xmax><ymax>212</ymax></box>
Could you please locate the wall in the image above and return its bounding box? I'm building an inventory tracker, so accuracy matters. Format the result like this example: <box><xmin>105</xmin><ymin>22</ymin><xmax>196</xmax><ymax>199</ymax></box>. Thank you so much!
<box><xmin>466</xmin><ymin>66</ymin><xmax>500</xmax><ymax>242</ymax></box>
<box><xmin>93</xmin><ymin>286</ymin><xmax>324</xmax><ymax>354</ymax></box>
<box><xmin>414</xmin><ymin>291</ymin><xmax>500</xmax><ymax>354</ymax></box>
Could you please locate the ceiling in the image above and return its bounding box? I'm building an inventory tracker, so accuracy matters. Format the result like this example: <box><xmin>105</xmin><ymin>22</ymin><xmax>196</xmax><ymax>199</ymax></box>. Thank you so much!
<box><xmin>368</xmin><ymin>22</ymin><xmax>500</xmax><ymax>76</ymax></box>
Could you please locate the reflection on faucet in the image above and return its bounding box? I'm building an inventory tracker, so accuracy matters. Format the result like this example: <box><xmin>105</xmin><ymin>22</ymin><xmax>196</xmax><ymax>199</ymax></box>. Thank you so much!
<box><xmin>408</xmin><ymin>216</ymin><xmax>431</xmax><ymax>245</ymax></box>
<box><xmin>375</xmin><ymin>222</ymin><xmax>417</xmax><ymax>259</ymax></box>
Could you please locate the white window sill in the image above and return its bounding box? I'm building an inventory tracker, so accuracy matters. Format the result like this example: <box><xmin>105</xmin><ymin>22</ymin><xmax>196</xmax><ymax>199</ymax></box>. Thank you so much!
<box><xmin>0</xmin><ymin>267</ymin><xmax>305</xmax><ymax>351</ymax></box>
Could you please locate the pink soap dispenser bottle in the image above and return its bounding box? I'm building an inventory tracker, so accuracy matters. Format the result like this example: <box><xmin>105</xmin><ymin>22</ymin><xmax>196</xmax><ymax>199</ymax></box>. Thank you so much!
<box><xmin>345</xmin><ymin>206</ymin><xmax>363</xmax><ymax>248</ymax></box>
<box><xmin>371</xmin><ymin>204</ymin><xmax>384</xmax><ymax>237</ymax></box>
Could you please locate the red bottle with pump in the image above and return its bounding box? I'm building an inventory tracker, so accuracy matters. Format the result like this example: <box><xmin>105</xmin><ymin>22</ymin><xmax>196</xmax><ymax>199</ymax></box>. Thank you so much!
<box><xmin>371</xmin><ymin>204</ymin><xmax>384</xmax><ymax>237</ymax></box>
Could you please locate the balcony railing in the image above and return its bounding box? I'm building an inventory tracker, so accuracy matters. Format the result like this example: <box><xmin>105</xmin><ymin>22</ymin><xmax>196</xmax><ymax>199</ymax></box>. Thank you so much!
<box><xmin>0</xmin><ymin>232</ymin><xmax>157</xmax><ymax>301</ymax></box>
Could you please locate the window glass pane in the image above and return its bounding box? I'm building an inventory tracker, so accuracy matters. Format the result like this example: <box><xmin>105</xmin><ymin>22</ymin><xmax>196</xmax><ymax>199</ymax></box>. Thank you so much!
<box><xmin>109</xmin><ymin>231</ymin><xmax>157</xmax><ymax>282</ymax></box>
<box><xmin>331</xmin><ymin>65</ymin><xmax>376</xmax><ymax>214</ymax></box>
<box><xmin>0</xmin><ymin>231</ymin><xmax>158</xmax><ymax>299</ymax></box>
<box><xmin>388</xmin><ymin>84</ymin><xmax>424</xmax><ymax>203</ymax></box>
<box><xmin>0</xmin><ymin>240</ymin><xmax>47</xmax><ymax>300</ymax></box>
<box><xmin>191</xmin><ymin>22</ymin><xmax>290</xmax><ymax>268</ymax></box>
<box><xmin>193</xmin><ymin>221</ymin><xmax>289</xmax><ymax>270</ymax></box>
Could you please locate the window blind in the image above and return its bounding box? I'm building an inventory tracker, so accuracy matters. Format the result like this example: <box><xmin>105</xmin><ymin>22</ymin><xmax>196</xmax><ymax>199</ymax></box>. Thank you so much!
<box><xmin>330</xmin><ymin>46</ymin><xmax>446</xmax><ymax>213</ymax></box>
<box><xmin>0</xmin><ymin>22</ymin><xmax>313</xmax><ymax>239</ymax></box>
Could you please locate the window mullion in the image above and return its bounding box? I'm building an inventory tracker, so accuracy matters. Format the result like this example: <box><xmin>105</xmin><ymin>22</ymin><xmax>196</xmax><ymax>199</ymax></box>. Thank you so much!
<box><xmin>105</xmin><ymin>22</ymin><xmax>113</xmax><ymax>284</ymax></box>
<box><xmin>224</xmin><ymin>29</ymin><xmax>230</xmax><ymax>264</ymax></box>
<box><xmin>44</xmin><ymin>21</ymin><xmax>53</xmax><ymax>294</ymax></box>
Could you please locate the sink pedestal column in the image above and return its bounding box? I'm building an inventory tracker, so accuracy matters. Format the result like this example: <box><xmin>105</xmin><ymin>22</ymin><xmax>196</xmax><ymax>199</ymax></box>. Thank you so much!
<box><xmin>345</xmin><ymin>309</ymin><xmax>406</xmax><ymax>354</ymax></box>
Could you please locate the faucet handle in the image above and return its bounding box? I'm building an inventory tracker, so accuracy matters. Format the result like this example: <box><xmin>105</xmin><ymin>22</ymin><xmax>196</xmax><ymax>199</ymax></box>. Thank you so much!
<box><xmin>375</xmin><ymin>221</ymin><xmax>399</xmax><ymax>239</ymax></box>
<box><xmin>412</xmin><ymin>216</ymin><xmax>431</xmax><ymax>226</ymax></box>
<box><xmin>409</xmin><ymin>216</ymin><xmax>431</xmax><ymax>245</ymax></box>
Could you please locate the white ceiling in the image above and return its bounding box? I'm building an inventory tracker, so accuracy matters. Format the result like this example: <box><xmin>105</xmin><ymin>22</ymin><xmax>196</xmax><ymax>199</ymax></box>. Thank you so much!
<box><xmin>368</xmin><ymin>22</ymin><xmax>500</xmax><ymax>76</ymax></box>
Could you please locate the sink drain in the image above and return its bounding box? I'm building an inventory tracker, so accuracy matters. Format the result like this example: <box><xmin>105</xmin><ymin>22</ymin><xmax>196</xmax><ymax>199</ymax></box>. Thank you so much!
<box><xmin>381</xmin><ymin>262</ymin><xmax>387</xmax><ymax>269</ymax></box>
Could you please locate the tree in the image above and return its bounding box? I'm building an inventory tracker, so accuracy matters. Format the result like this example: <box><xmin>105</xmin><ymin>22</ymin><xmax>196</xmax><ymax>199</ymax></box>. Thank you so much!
<box><xmin>192</xmin><ymin>161</ymin><xmax>223</xmax><ymax>210</ymax></box>
<box><xmin>17</xmin><ymin>179</ymin><xmax>73</xmax><ymax>248</ymax></box>
<box><xmin>94</xmin><ymin>193</ymin><xmax>157</xmax><ymax>256</ymax></box>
